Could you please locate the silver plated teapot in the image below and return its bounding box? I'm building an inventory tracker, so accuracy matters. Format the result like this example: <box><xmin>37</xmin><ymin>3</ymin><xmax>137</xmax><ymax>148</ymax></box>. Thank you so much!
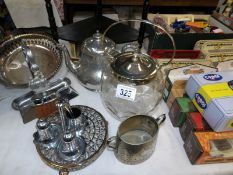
<box><xmin>65</xmin><ymin>31</ymin><xmax>115</xmax><ymax>92</ymax></box>
<box><xmin>100</xmin><ymin>19</ymin><xmax>176</xmax><ymax>121</ymax></box>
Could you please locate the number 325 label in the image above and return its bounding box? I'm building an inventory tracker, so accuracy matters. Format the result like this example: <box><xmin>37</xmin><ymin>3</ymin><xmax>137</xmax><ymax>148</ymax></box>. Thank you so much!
<box><xmin>116</xmin><ymin>84</ymin><xmax>137</xmax><ymax>101</ymax></box>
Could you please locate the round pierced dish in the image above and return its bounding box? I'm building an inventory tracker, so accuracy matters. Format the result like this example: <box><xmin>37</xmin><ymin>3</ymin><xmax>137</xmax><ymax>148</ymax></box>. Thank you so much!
<box><xmin>0</xmin><ymin>34</ymin><xmax>62</xmax><ymax>87</ymax></box>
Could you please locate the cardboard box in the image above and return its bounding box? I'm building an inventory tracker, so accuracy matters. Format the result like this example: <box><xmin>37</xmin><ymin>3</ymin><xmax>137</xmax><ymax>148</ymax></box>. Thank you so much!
<box><xmin>212</xmin><ymin>12</ymin><xmax>233</xmax><ymax>31</ymax></box>
<box><xmin>217</xmin><ymin>59</ymin><xmax>233</xmax><ymax>72</ymax></box>
<box><xmin>184</xmin><ymin>132</ymin><xmax>203</xmax><ymax>164</ymax></box>
<box><xmin>205</xmin><ymin>53</ymin><xmax>233</xmax><ymax>67</ymax></box>
<box><xmin>169</xmin><ymin>97</ymin><xmax>197</xmax><ymax>127</ymax></box>
<box><xmin>148</xmin><ymin>13</ymin><xmax>233</xmax><ymax>52</ymax></box>
<box><xmin>163</xmin><ymin>64</ymin><xmax>217</xmax><ymax>102</ymax></box>
<box><xmin>155</xmin><ymin>14</ymin><xmax>195</xmax><ymax>26</ymax></box>
<box><xmin>148</xmin><ymin>13</ymin><xmax>233</xmax><ymax>33</ymax></box>
<box><xmin>194</xmin><ymin>39</ymin><xmax>233</xmax><ymax>60</ymax></box>
<box><xmin>184</xmin><ymin>131</ymin><xmax>233</xmax><ymax>164</ymax></box>
<box><xmin>166</xmin><ymin>80</ymin><xmax>187</xmax><ymax>109</ymax></box>
<box><xmin>196</xmin><ymin>96</ymin><xmax>233</xmax><ymax>132</ymax></box>
<box><xmin>158</xmin><ymin>60</ymin><xmax>213</xmax><ymax>101</ymax></box>
<box><xmin>186</xmin><ymin>71</ymin><xmax>233</xmax><ymax>131</ymax></box>
<box><xmin>185</xmin><ymin>71</ymin><xmax>233</xmax><ymax>99</ymax></box>
<box><xmin>196</xmin><ymin>40</ymin><xmax>233</xmax><ymax>56</ymax></box>
<box><xmin>179</xmin><ymin>112</ymin><xmax>212</xmax><ymax>141</ymax></box>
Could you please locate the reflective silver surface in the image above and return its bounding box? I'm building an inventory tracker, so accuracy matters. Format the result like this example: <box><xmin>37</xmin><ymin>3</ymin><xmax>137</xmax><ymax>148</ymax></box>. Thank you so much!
<box><xmin>111</xmin><ymin>51</ymin><xmax>159</xmax><ymax>82</ymax></box>
<box><xmin>12</xmin><ymin>77</ymin><xmax>78</xmax><ymax>123</ymax></box>
<box><xmin>33</xmin><ymin>105</ymin><xmax>108</xmax><ymax>172</ymax></box>
<box><xmin>34</xmin><ymin>119</ymin><xmax>61</xmax><ymax>149</ymax></box>
<box><xmin>57</xmin><ymin>132</ymin><xmax>86</xmax><ymax>162</ymax></box>
<box><xmin>55</xmin><ymin>100</ymin><xmax>87</xmax><ymax>162</ymax></box>
<box><xmin>66</xmin><ymin>108</ymin><xmax>87</xmax><ymax>135</ymax></box>
<box><xmin>0</xmin><ymin>34</ymin><xmax>62</xmax><ymax>87</ymax></box>
<box><xmin>21</xmin><ymin>41</ymin><xmax>47</xmax><ymax>90</ymax></box>
<box><xmin>64</xmin><ymin>31</ymin><xmax>115</xmax><ymax>92</ymax></box>
<box><xmin>107</xmin><ymin>114</ymin><xmax>165</xmax><ymax>165</ymax></box>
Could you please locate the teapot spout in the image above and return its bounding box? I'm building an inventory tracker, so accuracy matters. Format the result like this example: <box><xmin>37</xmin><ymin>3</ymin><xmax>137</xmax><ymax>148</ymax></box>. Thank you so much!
<box><xmin>59</xmin><ymin>44</ymin><xmax>80</xmax><ymax>74</ymax></box>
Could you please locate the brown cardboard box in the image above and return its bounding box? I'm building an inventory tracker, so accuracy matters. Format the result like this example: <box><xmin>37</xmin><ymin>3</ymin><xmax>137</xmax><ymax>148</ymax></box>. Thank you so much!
<box><xmin>162</xmin><ymin>64</ymin><xmax>216</xmax><ymax>102</ymax></box>
<box><xmin>166</xmin><ymin>80</ymin><xmax>187</xmax><ymax>109</ymax></box>
<box><xmin>169</xmin><ymin>97</ymin><xmax>197</xmax><ymax>127</ymax></box>
<box><xmin>179</xmin><ymin>112</ymin><xmax>212</xmax><ymax>141</ymax></box>
<box><xmin>184</xmin><ymin>131</ymin><xmax>233</xmax><ymax>164</ymax></box>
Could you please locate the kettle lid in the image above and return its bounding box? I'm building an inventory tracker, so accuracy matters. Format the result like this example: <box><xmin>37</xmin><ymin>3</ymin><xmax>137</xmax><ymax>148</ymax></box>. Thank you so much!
<box><xmin>111</xmin><ymin>52</ymin><xmax>158</xmax><ymax>81</ymax></box>
<box><xmin>82</xmin><ymin>31</ymin><xmax>115</xmax><ymax>54</ymax></box>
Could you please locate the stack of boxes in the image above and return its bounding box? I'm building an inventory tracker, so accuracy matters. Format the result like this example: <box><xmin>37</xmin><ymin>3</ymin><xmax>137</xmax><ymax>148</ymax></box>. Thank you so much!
<box><xmin>167</xmin><ymin>70</ymin><xmax>233</xmax><ymax>164</ymax></box>
<box><xmin>163</xmin><ymin>64</ymin><xmax>217</xmax><ymax>108</ymax></box>
<box><xmin>186</xmin><ymin>72</ymin><xmax>233</xmax><ymax>132</ymax></box>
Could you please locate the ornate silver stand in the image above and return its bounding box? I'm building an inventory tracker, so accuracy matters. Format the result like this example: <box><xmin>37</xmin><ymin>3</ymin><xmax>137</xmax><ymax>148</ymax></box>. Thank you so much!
<box><xmin>33</xmin><ymin>105</ymin><xmax>108</xmax><ymax>174</ymax></box>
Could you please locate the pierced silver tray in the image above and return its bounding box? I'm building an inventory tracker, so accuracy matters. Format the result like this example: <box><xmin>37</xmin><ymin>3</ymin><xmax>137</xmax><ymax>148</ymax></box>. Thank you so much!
<box><xmin>33</xmin><ymin>105</ymin><xmax>108</xmax><ymax>173</ymax></box>
<box><xmin>0</xmin><ymin>34</ymin><xmax>62</xmax><ymax>87</ymax></box>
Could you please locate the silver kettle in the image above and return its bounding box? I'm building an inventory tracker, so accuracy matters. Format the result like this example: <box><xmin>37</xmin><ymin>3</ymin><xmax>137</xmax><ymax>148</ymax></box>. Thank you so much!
<box><xmin>64</xmin><ymin>31</ymin><xmax>115</xmax><ymax>92</ymax></box>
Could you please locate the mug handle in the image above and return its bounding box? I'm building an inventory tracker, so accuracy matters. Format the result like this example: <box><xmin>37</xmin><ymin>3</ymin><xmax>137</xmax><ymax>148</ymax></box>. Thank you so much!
<box><xmin>155</xmin><ymin>114</ymin><xmax>166</xmax><ymax>126</ymax></box>
<box><xmin>107</xmin><ymin>136</ymin><xmax>117</xmax><ymax>151</ymax></box>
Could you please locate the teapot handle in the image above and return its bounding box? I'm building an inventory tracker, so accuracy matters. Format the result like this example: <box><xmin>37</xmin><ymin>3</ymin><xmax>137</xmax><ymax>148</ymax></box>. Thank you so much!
<box><xmin>102</xmin><ymin>19</ymin><xmax>176</xmax><ymax>67</ymax></box>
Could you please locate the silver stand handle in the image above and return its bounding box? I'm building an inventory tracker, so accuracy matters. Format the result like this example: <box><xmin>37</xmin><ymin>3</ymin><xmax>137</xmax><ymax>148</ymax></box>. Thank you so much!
<box><xmin>56</xmin><ymin>99</ymin><xmax>74</xmax><ymax>132</ymax></box>
<box><xmin>21</xmin><ymin>40</ymin><xmax>47</xmax><ymax>90</ymax></box>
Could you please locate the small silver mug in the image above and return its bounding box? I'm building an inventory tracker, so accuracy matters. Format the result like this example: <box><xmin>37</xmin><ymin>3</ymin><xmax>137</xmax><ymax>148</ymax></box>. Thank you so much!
<box><xmin>107</xmin><ymin>114</ymin><xmax>166</xmax><ymax>165</ymax></box>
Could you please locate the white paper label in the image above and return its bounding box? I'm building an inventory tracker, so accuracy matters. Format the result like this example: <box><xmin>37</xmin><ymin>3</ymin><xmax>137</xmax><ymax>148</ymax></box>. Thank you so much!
<box><xmin>116</xmin><ymin>84</ymin><xmax>137</xmax><ymax>101</ymax></box>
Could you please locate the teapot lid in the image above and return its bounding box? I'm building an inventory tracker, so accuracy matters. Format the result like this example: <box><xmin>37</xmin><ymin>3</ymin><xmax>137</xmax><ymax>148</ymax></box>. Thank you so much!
<box><xmin>82</xmin><ymin>31</ymin><xmax>115</xmax><ymax>54</ymax></box>
<box><xmin>111</xmin><ymin>52</ymin><xmax>158</xmax><ymax>82</ymax></box>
